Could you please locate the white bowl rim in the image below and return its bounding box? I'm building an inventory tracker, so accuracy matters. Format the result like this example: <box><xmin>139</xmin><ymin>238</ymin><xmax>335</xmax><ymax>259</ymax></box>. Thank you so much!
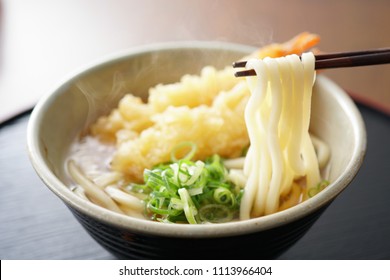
<box><xmin>27</xmin><ymin>41</ymin><xmax>367</xmax><ymax>238</ymax></box>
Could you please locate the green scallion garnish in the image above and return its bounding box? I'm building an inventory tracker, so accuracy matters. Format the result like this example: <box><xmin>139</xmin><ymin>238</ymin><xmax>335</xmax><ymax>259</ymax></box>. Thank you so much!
<box><xmin>138</xmin><ymin>142</ymin><xmax>242</xmax><ymax>224</ymax></box>
<box><xmin>307</xmin><ymin>180</ymin><xmax>330</xmax><ymax>198</ymax></box>
<box><xmin>170</xmin><ymin>141</ymin><xmax>198</xmax><ymax>162</ymax></box>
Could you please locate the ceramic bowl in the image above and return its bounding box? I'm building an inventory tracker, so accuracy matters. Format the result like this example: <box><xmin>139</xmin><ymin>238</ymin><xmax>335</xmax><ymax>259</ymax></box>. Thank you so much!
<box><xmin>27</xmin><ymin>42</ymin><xmax>366</xmax><ymax>259</ymax></box>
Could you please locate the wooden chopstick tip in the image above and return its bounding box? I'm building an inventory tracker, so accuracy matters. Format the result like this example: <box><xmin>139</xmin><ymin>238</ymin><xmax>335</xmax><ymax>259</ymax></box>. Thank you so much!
<box><xmin>233</xmin><ymin>48</ymin><xmax>390</xmax><ymax>77</ymax></box>
<box><xmin>234</xmin><ymin>69</ymin><xmax>256</xmax><ymax>77</ymax></box>
<box><xmin>232</xmin><ymin>61</ymin><xmax>247</xmax><ymax>68</ymax></box>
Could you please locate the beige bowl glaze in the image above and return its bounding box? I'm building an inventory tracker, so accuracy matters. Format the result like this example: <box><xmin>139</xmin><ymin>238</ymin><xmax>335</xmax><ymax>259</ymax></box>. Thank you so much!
<box><xmin>27</xmin><ymin>42</ymin><xmax>366</xmax><ymax>259</ymax></box>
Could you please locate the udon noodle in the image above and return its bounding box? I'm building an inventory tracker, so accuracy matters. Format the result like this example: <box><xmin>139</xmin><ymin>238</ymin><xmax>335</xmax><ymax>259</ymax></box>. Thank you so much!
<box><xmin>66</xmin><ymin>33</ymin><xmax>330</xmax><ymax>223</ymax></box>
<box><xmin>240</xmin><ymin>52</ymin><xmax>319</xmax><ymax>219</ymax></box>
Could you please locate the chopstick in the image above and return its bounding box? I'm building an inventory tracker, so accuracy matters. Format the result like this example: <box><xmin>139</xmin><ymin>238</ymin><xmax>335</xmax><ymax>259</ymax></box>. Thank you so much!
<box><xmin>233</xmin><ymin>48</ymin><xmax>390</xmax><ymax>77</ymax></box>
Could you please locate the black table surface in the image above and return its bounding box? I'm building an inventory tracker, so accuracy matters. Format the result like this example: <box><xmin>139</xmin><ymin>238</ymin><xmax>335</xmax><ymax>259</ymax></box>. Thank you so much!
<box><xmin>1</xmin><ymin>104</ymin><xmax>389</xmax><ymax>260</ymax></box>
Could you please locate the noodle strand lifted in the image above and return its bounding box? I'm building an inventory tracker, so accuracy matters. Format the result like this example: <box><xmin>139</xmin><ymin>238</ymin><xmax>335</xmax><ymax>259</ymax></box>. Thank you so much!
<box><xmin>240</xmin><ymin>52</ymin><xmax>321</xmax><ymax>219</ymax></box>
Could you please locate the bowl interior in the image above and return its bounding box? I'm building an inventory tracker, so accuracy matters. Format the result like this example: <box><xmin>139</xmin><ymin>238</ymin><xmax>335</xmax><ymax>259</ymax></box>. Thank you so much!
<box><xmin>28</xmin><ymin>42</ymin><xmax>366</xmax><ymax>237</ymax></box>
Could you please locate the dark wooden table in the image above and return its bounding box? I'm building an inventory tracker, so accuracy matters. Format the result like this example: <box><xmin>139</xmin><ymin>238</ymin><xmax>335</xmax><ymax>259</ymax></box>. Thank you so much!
<box><xmin>1</xmin><ymin>102</ymin><xmax>389</xmax><ymax>260</ymax></box>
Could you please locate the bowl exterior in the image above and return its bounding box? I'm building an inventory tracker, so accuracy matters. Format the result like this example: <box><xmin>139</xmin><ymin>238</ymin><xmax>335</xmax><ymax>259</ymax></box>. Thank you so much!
<box><xmin>69</xmin><ymin>204</ymin><xmax>329</xmax><ymax>259</ymax></box>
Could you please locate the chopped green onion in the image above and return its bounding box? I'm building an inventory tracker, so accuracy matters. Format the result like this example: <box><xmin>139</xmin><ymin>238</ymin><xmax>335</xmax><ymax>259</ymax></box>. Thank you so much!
<box><xmin>169</xmin><ymin>197</ymin><xmax>184</xmax><ymax>210</ymax></box>
<box><xmin>147</xmin><ymin>197</ymin><xmax>170</xmax><ymax>215</ymax></box>
<box><xmin>178</xmin><ymin>188</ymin><xmax>198</xmax><ymax>224</ymax></box>
<box><xmin>188</xmin><ymin>186</ymin><xmax>203</xmax><ymax>196</ymax></box>
<box><xmin>199</xmin><ymin>204</ymin><xmax>233</xmax><ymax>223</ymax></box>
<box><xmin>183</xmin><ymin>161</ymin><xmax>205</xmax><ymax>186</ymax></box>
<box><xmin>126</xmin><ymin>183</ymin><xmax>152</xmax><ymax>195</ymax></box>
<box><xmin>205</xmin><ymin>155</ymin><xmax>227</xmax><ymax>181</ymax></box>
<box><xmin>308</xmin><ymin>180</ymin><xmax>330</xmax><ymax>198</ymax></box>
<box><xmin>170</xmin><ymin>141</ymin><xmax>197</xmax><ymax>162</ymax></box>
<box><xmin>138</xmin><ymin>143</ymin><xmax>242</xmax><ymax>224</ymax></box>
<box><xmin>213</xmin><ymin>187</ymin><xmax>235</xmax><ymax>207</ymax></box>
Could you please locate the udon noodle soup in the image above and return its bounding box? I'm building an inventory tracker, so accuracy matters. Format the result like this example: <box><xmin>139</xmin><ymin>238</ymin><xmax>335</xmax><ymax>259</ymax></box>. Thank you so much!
<box><xmin>66</xmin><ymin>32</ymin><xmax>330</xmax><ymax>224</ymax></box>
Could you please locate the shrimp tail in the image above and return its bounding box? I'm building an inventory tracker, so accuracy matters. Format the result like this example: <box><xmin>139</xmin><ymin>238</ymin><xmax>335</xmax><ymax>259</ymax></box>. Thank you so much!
<box><xmin>249</xmin><ymin>32</ymin><xmax>321</xmax><ymax>59</ymax></box>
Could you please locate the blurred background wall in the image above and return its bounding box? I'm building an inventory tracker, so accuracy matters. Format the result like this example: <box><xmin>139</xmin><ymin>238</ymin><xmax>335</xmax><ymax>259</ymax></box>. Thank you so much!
<box><xmin>1</xmin><ymin>0</ymin><xmax>389</xmax><ymax>121</ymax></box>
